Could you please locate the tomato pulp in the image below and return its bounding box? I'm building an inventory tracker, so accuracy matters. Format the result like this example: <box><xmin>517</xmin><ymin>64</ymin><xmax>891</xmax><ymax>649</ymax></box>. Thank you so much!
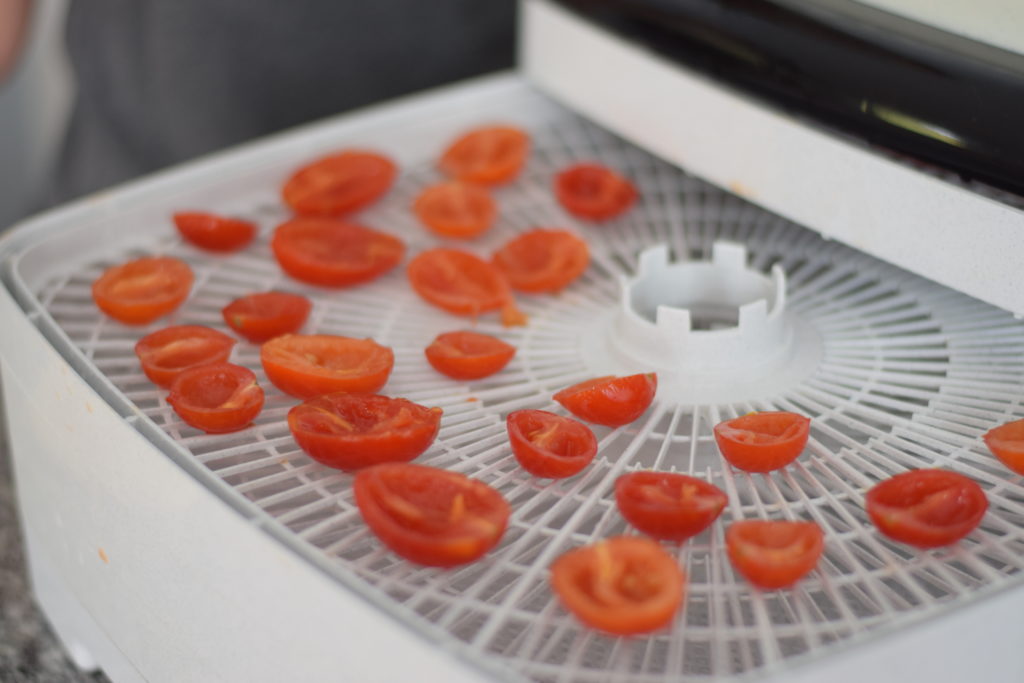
<box><xmin>506</xmin><ymin>409</ymin><xmax>598</xmax><ymax>478</ymax></box>
<box><xmin>726</xmin><ymin>520</ymin><xmax>824</xmax><ymax>589</ymax></box>
<box><xmin>553</xmin><ymin>373</ymin><xmax>657</xmax><ymax>427</ymax></box>
<box><xmin>865</xmin><ymin>469</ymin><xmax>987</xmax><ymax>548</ymax></box>
<box><xmin>414</xmin><ymin>182</ymin><xmax>496</xmax><ymax>239</ymax></box>
<box><xmin>135</xmin><ymin>325</ymin><xmax>236</xmax><ymax>388</ymax></box>
<box><xmin>407</xmin><ymin>248</ymin><xmax>526</xmax><ymax>326</ymax></box>
<box><xmin>438</xmin><ymin>126</ymin><xmax>529</xmax><ymax>186</ymax></box>
<box><xmin>167</xmin><ymin>363</ymin><xmax>264</xmax><ymax>433</ymax></box>
<box><xmin>173</xmin><ymin>212</ymin><xmax>256</xmax><ymax>252</ymax></box>
<box><xmin>424</xmin><ymin>330</ymin><xmax>516</xmax><ymax>380</ymax></box>
<box><xmin>260</xmin><ymin>334</ymin><xmax>394</xmax><ymax>399</ymax></box>
<box><xmin>983</xmin><ymin>418</ymin><xmax>1024</xmax><ymax>475</ymax></box>
<box><xmin>92</xmin><ymin>256</ymin><xmax>193</xmax><ymax>325</ymax></box>
<box><xmin>222</xmin><ymin>291</ymin><xmax>311</xmax><ymax>343</ymax></box>
<box><xmin>271</xmin><ymin>218</ymin><xmax>404</xmax><ymax>288</ymax></box>
<box><xmin>554</xmin><ymin>163</ymin><xmax>637</xmax><ymax>221</ymax></box>
<box><xmin>615</xmin><ymin>471</ymin><xmax>728</xmax><ymax>541</ymax></box>
<box><xmin>282</xmin><ymin>150</ymin><xmax>397</xmax><ymax>216</ymax></box>
<box><xmin>491</xmin><ymin>228</ymin><xmax>590</xmax><ymax>294</ymax></box>
<box><xmin>713</xmin><ymin>412</ymin><xmax>810</xmax><ymax>472</ymax></box>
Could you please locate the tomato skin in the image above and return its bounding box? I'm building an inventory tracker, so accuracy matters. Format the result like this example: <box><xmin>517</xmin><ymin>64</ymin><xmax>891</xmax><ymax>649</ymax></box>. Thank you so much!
<box><xmin>865</xmin><ymin>469</ymin><xmax>988</xmax><ymax>548</ymax></box>
<box><xmin>173</xmin><ymin>212</ymin><xmax>256</xmax><ymax>252</ymax></box>
<box><xmin>407</xmin><ymin>248</ymin><xmax>526</xmax><ymax>326</ymax></box>
<box><xmin>553</xmin><ymin>373</ymin><xmax>657</xmax><ymax>427</ymax></box>
<box><xmin>507</xmin><ymin>410</ymin><xmax>598</xmax><ymax>478</ymax></box>
<box><xmin>492</xmin><ymin>229</ymin><xmax>590</xmax><ymax>294</ymax></box>
<box><xmin>713</xmin><ymin>412</ymin><xmax>810</xmax><ymax>473</ymax></box>
<box><xmin>135</xmin><ymin>325</ymin><xmax>237</xmax><ymax>388</ymax></box>
<box><xmin>555</xmin><ymin>163</ymin><xmax>637</xmax><ymax>221</ymax></box>
<box><xmin>424</xmin><ymin>331</ymin><xmax>515</xmax><ymax>380</ymax></box>
<box><xmin>271</xmin><ymin>218</ymin><xmax>404</xmax><ymax>288</ymax></box>
<box><xmin>354</xmin><ymin>463</ymin><xmax>510</xmax><ymax>567</ymax></box>
<box><xmin>167</xmin><ymin>363</ymin><xmax>264</xmax><ymax>433</ymax></box>
<box><xmin>222</xmin><ymin>291</ymin><xmax>311</xmax><ymax>343</ymax></box>
<box><xmin>260</xmin><ymin>334</ymin><xmax>394</xmax><ymax>399</ymax></box>
<box><xmin>282</xmin><ymin>150</ymin><xmax>397</xmax><ymax>216</ymax></box>
<box><xmin>288</xmin><ymin>393</ymin><xmax>442</xmax><ymax>470</ymax></box>
<box><xmin>726</xmin><ymin>520</ymin><xmax>824</xmax><ymax>589</ymax></box>
<box><xmin>983</xmin><ymin>418</ymin><xmax>1024</xmax><ymax>475</ymax></box>
<box><xmin>615</xmin><ymin>472</ymin><xmax>728</xmax><ymax>541</ymax></box>
<box><xmin>414</xmin><ymin>182</ymin><xmax>496</xmax><ymax>239</ymax></box>
<box><xmin>551</xmin><ymin>536</ymin><xmax>685</xmax><ymax>636</ymax></box>
<box><xmin>92</xmin><ymin>256</ymin><xmax>193</xmax><ymax>325</ymax></box>
<box><xmin>438</xmin><ymin>126</ymin><xmax>529</xmax><ymax>186</ymax></box>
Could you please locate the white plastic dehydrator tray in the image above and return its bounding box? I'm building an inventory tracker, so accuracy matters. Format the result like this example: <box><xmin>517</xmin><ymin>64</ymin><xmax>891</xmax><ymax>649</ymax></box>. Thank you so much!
<box><xmin>3</xmin><ymin>74</ymin><xmax>1024</xmax><ymax>683</ymax></box>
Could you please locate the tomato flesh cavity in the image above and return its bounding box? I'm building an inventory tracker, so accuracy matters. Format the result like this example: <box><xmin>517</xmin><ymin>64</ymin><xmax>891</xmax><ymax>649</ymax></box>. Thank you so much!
<box><xmin>271</xmin><ymin>218</ymin><xmax>404</xmax><ymax>288</ymax></box>
<box><xmin>260</xmin><ymin>334</ymin><xmax>394</xmax><ymax>399</ymax></box>
<box><xmin>438</xmin><ymin>126</ymin><xmax>529</xmax><ymax>186</ymax></box>
<box><xmin>555</xmin><ymin>163</ymin><xmax>637</xmax><ymax>221</ymax></box>
<box><xmin>414</xmin><ymin>182</ymin><xmax>496</xmax><ymax>239</ymax></box>
<box><xmin>553</xmin><ymin>373</ymin><xmax>657</xmax><ymax>427</ymax></box>
<box><xmin>424</xmin><ymin>330</ymin><xmax>516</xmax><ymax>380</ymax></box>
<box><xmin>222</xmin><ymin>291</ymin><xmax>311</xmax><ymax>343</ymax></box>
<box><xmin>492</xmin><ymin>228</ymin><xmax>590</xmax><ymax>294</ymax></box>
<box><xmin>407</xmin><ymin>248</ymin><xmax>526</xmax><ymax>326</ymax></box>
<box><xmin>289</xmin><ymin>393</ymin><xmax>442</xmax><ymax>471</ymax></box>
<box><xmin>865</xmin><ymin>469</ymin><xmax>988</xmax><ymax>548</ymax></box>
<box><xmin>173</xmin><ymin>212</ymin><xmax>256</xmax><ymax>252</ymax></box>
<box><xmin>282</xmin><ymin>150</ymin><xmax>397</xmax><ymax>216</ymax></box>
<box><xmin>354</xmin><ymin>463</ymin><xmax>510</xmax><ymax>567</ymax></box>
<box><xmin>551</xmin><ymin>536</ymin><xmax>685</xmax><ymax>635</ymax></box>
<box><xmin>713</xmin><ymin>412</ymin><xmax>810</xmax><ymax>472</ymax></box>
<box><xmin>134</xmin><ymin>325</ymin><xmax>236</xmax><ymax>388</ymax></box>
<box><xmin>615</xmin><ymin>471</ymin><xmax>728</xmax><ymax>541</ymax></box>
<box><xmin>983</xmin><ymin>418</ymin><xmax>1024</xmax><ymax>475</ymax></box>
<box><xmin>92</xmin><ymin>256</ymin><xmax>194</xmax><ymax>325</ymax></box>
<box><xmin>726</xmin><ymin>520</ymin><xmax>824</xmax><ymax>589</ymax></box>
<box><xmin>167</xmin><ymin>363</ymin><xmax>264</xmax><ymax>433</ymax></box>
<box><xmin>506</xmin><ymin>410</ymin><xmax>598</xmax><ymax>478</ymax></box>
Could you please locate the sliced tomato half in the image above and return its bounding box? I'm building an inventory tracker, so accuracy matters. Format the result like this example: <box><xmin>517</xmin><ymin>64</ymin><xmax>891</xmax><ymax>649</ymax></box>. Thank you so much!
<box><xmin>726</xmin><ymin>520</ymin><xmax>824</xmax><ymax>589</ymax></box>
<box><xmin>271</xmin><ymin>218</ymin><xmax>404</xmax><ymax>287</ymax></box>
<box><xmin>983</xmin><ymin>418</ymin><xmax>1024</xmax><ymax>475</ymax></box>
<box><xmin>713</xmin><ymin>412</ymin><xmax>810</xmax><ymax>473</ymax></box>
<box><xmin>173</xmin><ymin>212</ymin><xmax>256</xmax><ymax>252</ymax></box>
<box><xmin>553</xmin><ymin>373</ymin><xmax>657</xmax><ymax>427</ymax></box>
<box><xmin>282</xmin><ymin>150</ymin><xmax>397</xmax><ymax>216</ymax></box>
<box><xmin>506</xmin><ymin>409</ymin><xmax>598</xmax><ymax>478</ymax></box>
<box><xmin>92</xmin><ymin>256</ymin><xmax>193</xmax><ymax>325</ymax></box>
<box><xmin>222</xmin><ymin>291</ymin><xmax>311</xmax><ymax>343</ymax></box>
<box><xmin>554</xmin><ymin>163</ymin><xmax>637</xmax><ymax>221</ymax></box>
<box><xmin>135</xmin><ymin>325</ymin><xmax>236</xmax><ymax>388</ymax></box>
<box><xmin>424</xmin><ymin>330</ymin><xmax>515</xmax><ymax>380</ymax></box>
<box><xmin>260</xmin><ymin>334</ymin><xmax>394</xmax><ymax>399</ymax></box>
<box><xmin>407</xmin><ymin>248</ymin><xmax>526</xmax><ymax>326</ymax></box>
<box><xmin>414</xmin><ymin>182</ymin><xmax>496</xmax><ymax>239</ymax></box>
<box><xmin>615</xmin><ymin>471</ymin><xmax>727</xmax><ymax>541</ymax></box>
<box><xmin>438</xmin><ymin>126</ymin><xmax>529</xmax><ymax>186</ymax></box>
<box><xmin>167</xmin><ymin>362</ymin><xmax>264</xmax><ymax>433</ymax></box>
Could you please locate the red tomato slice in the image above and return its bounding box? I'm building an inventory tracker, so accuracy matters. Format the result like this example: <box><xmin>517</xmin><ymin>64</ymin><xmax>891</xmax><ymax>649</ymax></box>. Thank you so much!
<box><xmin>438</xmin><ymin>126</ymin><xmax>529</xmax><ymax>186</ymax></box>
<box><xmin>135</xmin><ymin>325</ymin><xmax>236</xmax><ymax>388</ymax></box>
<box><xmin>407</xmin><ymin>248</ymin><xmax>527</xmax><ymax>326</ymax></box>
<box><xmin>555</xmin><ymin>163</ymin><xmax>637</xmax><ymax>221</ymax></box>
<box><xmin>865</xmin><ymin>469</ymin><xmax>988</xmax><ymax>548</ymax></box>
<box><xmin>288</xmin><ymin>393</ymin><xmax>442</xmax><ymax>470</ymax></box>
<box><xmin>615</xmin><ymin>471</ymin><xmax>728</xmax><ymax>541</ymax></box>
<box><xmin>506</xmin><ymin>409</ymin><xmax>598</xmax><ymax>478</ymax></box>
<box><xmin>167</xmin><ymin>362</ymin><xmax>264</xmax><ymax>433</ymax></box>
<box><xmin>354</xmin><ymin>462</ymin><xmax>510</xmax><ymax>567</ymax></box>
<box><xmin>222</xmin><ymin>291</ymin><xmax>312</xmax><ymax>343</ymax></box>
<box><xmin>492</xmin><ymin>229</ymin><xmax>590</xmax><ymax>294</ymax></box>
<box><xmin>413</xmin><ymin>182</ymin><xmax>496</xmax><ymax>239</ymax></box>
<box><xmin>92</xmin><ymin>256</ymin><xmax>193</xmax><ymax>325</ymax></box>
<box><xmin>983</xmin><ymin>418</ymin><xmax>1024</xmax><ymax>475</ymax></box>
<box><xmin>260</xmin><ymin>334</ymin><xmax>393</xmax><ymax>399</ymax></box>
<box><xmin>553</xmin><ymin>373</ymin><xmax>657</xmax><ymax>427</ymax></box>
<box><xmin>726</xmin><ymin>520</ymin><xmax>824</xmax><ymax>589</ymax></box>
<box><xmin>424</xmin><ymin>330</ymin><xmax>515</xmax><ymax>380</ymax></box>
<box><xmin>282</xmin><ymin>150</ymin><xmax>397</xmax><ymax>216</ymax></box>
<box><xmin>551</xmin><ymin>536</ymin><xmax>685</xmax><ymax>635</ymax></box>
<box><xmin>173</xmin><ymin>212</ymin><xmax>256</xmax><ymax>252</ymax></box>
<box><xmin>271</xmin><ymin>218</ymin><xmax>404</xmax><ymax>288</ymax></box>
<box><xmin>713</xmin><ymin>412</ymin><xmax>810</xmax><ymax>473</ymax></box>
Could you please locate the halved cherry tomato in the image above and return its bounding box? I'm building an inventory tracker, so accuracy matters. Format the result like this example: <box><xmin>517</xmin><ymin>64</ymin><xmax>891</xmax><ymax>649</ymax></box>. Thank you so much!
<box><xmin>865</xmin><ymin>469</ymin><xmax>988</xmax><ymax>548</ymax></box>
<box><xmin>260</xmin><ymin>334</ymin><xmax>393</xmax><ymax>399</ymax></box>
<box><xmin>222</xmin><ymin>291</ymin><xmax>311</xmax><ymax>343</ymax></box>
<box><xmin>983</xmin><ymin>418</ymin><xmax>1024</xmax><ymax>475</ymax></box>
<box><xmin>407</xmin><ymin>248</ymin><xmax>527</xmax><ymax>326</ymax></box>
<box><xmin>551</xmin><ymin>536</ymin><xmax>685</xmax><ymax>635</ymax></box>
<box><xmin>271</xmin><ymin>218</ymin><xmax>404</xmax><ymax>287</ymax></box>
<box><xmin>167</xmin><ymin>362</ymin><xmax>264</xmax><ymax>433</ymax></box>
<box><xmin>288</xmin><ymin>393</ymin><xmax>442</xmax><ymax>470</ymax></box>
<box><xmin>615</xmin><ymin>471</ymin><xmax>727</xmax><ymax>541</ymax></box>
<box><xmin>173</xmin><ymin>212</ymin><xmax>256</xmax><ymax>252</ymax></box>
<box><xmin>491</xmin><ymin>228</ymin><xmax>590</xmax><ymax>294</ymax></box>
<box><xmin>354</xmin><ymin>462</ymin><xmax>510</xmax><ymax>567</ymax></box>
<box><xmin>282</xmin><ymin>150</ymin><xmax>397</xmax><ymax>216</ymax></box>
<box><xmin>506</xmin><ymin>409</ymin><xmax>597</xmax><ymax>478</ymax></box>
<box><xmin>553</xmin><ymin>373</ymin><xmax>657</xmax><ymax>427</ymax></box>
<box><xmin>424</xmin><ymin>331</ymin><xmax>515</xmax><ymax>380</ymax></box>
<box><xmin>555</xmin><ymin>163</ymin><xmax>637</xmax><ymax>221</ymax></box>
<box><xmin>414</xmin><ymin>182</ymin><xmax>496</xmax><ymax>239</ymax></box>
<box><xmin>726</xmin><ymin>520</ymin><xmax>824</xmax><ymax>589</ymax></box>
<box><xmin>135</xmin><ymin>325</ymin><xmax>236</xmax><ymax>388</ymax></box>
<box><xmin>713</xmin><ymin>412</ymin><xmax>810</xmax><ymax>473</ymax></box>
<box><xmin>92</xmin><ymin>256</ymin><xmax>193</xmax><ymax>325</ymax></box>
<box><xmin>438</xmin><ymin>126</ymin><xmax>529</xmax><ymax>186</ymax></box>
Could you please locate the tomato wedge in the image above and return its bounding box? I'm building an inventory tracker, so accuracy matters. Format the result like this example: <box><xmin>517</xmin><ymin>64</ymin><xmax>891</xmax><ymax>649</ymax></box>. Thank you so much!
<box><xmin>92</xmin><ymin>256</ymin><xmax>193</xmax><ymax>325</ymax></box>
<box><xmin>551</xmin><ymin>536</ymin><xmax>685</xmax><ymax>635</ymax></box>
<box><xmin>135</xmin><ymin>325</ymin><xmax>236</xmax><ymax>388</ymax></box>
<box><xmin>438</xmin><ymin>126</ymin><xmax>529</xmax><ymax>186</ymax></box>
<box><xmin>555</xmin><ymin>163</ymin><xmax>638</xmax><ymax>221</ymax></box>
<box><xmin>288</xmin><ymin>393</ymin><xmax>442</xmax><ymax>470</ymax></box>
<box><xmin>424</xmin><ymin>330</ymin><xmax>515</xmax><ymax>380</ymax></box>
<box><xmin>260</xmin><ymin>334</ymin><xmax>393</xmax><ymax>399</ymax></box>
<box><xmin>271</xmin><ymin>218</ymin><xmax>404</xmax><ymax>288</ymax></box>
<box><xmin>222</xmin><ymin>291</ymin><xmax>311</xmax><ymax>343</ymax></box>
<box><xmin>492</xmin><ymin>228</ymin><xmax>590</xmax><ymax>294</ymax></box>
<box><xmin>407</xmin><ymin>248</ymin><xmax>526</xmax><ymax>326</ymax></box>
<box><xmin>726</xmin><ymin>520</ymin><xmax>824</xmax><ymax>589</ymax></box>
<box><xmin>553</xmin><ymin>373</ymin><xmax>657</xmax><ymax>427</ymax></box>
<box><xmin>865</xmin><ymin>469</ymin><xmax>988</xmax><ymax>548</ymax></box>
<box><xmin>167</xmin><ymin>362</ymin><xmax>264</xmax><ymax>433</ymax></box>
<box><xmin>173</xmin><ymin>211</ymin><xmax>256</xmax><ymax>252</ymax></box>
<box><xmin>282</xmin><ymin>150</ymin><xmax>397</xmax><ymax>216</ymax></box>
<box><xmin>414</xmin><ymin>182</ymin><xmax>496</xmax><ymax>239</ymax></box>
<box><xmin>354</xmin><ymin>463</ymin><xmax>510</xmax><ymax>567</ymax></box>
<box><xmin>506</xmin><ymin>410</ymin><xmax>598</xmax><ymax>478</ymax></box>
<box><xmin>615</xmin><ymin>471</ymin><xmax>727</xmax><ymax>541</ymax></box>
<box><xmin>713</xmin><ymin>412</ymin><xmax>810</xmax><ymax>473</ymax></box>
<box><xmin>983</xmin><ymin>418</ymin><xmax>1024</xmax><ymax>475</ymax></box>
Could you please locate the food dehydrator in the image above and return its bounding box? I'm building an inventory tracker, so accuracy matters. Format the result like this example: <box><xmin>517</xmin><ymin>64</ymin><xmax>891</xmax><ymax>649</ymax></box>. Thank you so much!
<box><xmin>3</xmin><ymin>1</ymin><xmax>1024</xmax><ymax>681</ymax></box>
